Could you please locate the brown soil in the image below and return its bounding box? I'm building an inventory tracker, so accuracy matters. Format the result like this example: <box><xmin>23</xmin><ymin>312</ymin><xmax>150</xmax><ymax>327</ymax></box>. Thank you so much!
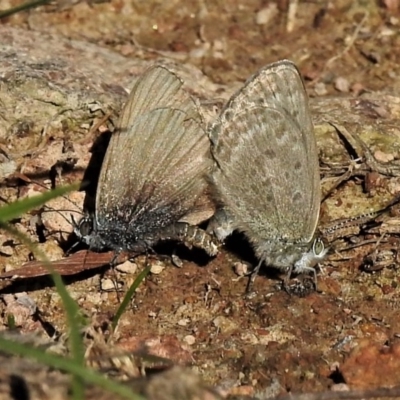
<box><xmin>2</xmin><ymin>0</ymin><xmax>400</xmax><ymax>399</ymax></box>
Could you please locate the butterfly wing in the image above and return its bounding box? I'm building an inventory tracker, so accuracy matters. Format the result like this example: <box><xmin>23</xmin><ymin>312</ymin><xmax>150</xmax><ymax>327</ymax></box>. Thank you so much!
<box><xmin>210</xmin><ymin>60</ymin><xmax>320</xmax><ymax>245</ymax></box>
<box><xmin>96</xmin><ymin>66</ymin><xmax>212</xmax><ymax>239</ymax></box>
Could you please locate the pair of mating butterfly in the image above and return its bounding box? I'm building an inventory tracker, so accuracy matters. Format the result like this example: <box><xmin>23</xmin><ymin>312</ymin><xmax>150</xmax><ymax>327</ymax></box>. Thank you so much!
<box><xmin>73</xmin><ymin>60</ymin><xmax>328</xmax><ymax>290</ymax></box>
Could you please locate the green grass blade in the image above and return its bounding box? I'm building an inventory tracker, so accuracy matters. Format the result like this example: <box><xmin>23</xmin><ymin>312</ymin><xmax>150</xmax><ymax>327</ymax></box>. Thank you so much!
<box><xmin>0</xmin><ymin>184</ymin><xmax>146</xmax><ymax>399</ymax></box>
<box><xmin>0</xmin><ymin>183</ymin><xmax>86</xmax><ymax>398</ymax></box>
<box><xmin>50</xmin><ymin>269</ymin><xmax>86</xmax><ymax>400</ymax></box>
<box><xmin>0</xmin><ymin>184</ymin><xmax>79</xmax><ymax>223</ymax></box>
<box><xmin>112</xmin><ymin>265</ymin><xmax>151</xmax><ymax>330</ymax></box>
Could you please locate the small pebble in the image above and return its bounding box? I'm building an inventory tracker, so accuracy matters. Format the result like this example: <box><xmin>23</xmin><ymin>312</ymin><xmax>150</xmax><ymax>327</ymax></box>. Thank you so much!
<box><xmin>150</xmin><ymin>260</ymin><xmax>166</xmax><ymax>274</ymax></box>
<box><xmin>15</xmin><ymin>294</ymin><xmax>37</xmax><ymax>315</ymax></box>
<box><xmin>101</xmin><ymin>278</ymin><xmax>115</xmax><ymax>291</ymax></box>
<box><xmin>255</xmin><ymin>4</ymin><xmax>278</xmax><ymax>25</ymax></box>
<box><xmin>233</xmin><ymin>261</ymin><xmax>250</xmax><ymax>277</ymax></box>
<box><xmin>171</xmin><ymin>254</ymin><xmax>183</xmax><ymax>268</ymax></box>
<box><xmin>334</xmin><ymin>77</ymin><xmax>350</xmax><ymax>92</ymax></box>
<box><xmin>183</xmin><ymin>335</ymin><xmax>196</xmax><ymax>345</ymax></box>
<box><xmin>115</xmin><ymin>260</ymin><xmax>137</xmax><ymax>274</ymax></box>
<box><xmin>314</xmin><ymin>82</ymin><xmax>328</xmax><ymax>96</ymax></box>
<box><xmin>178</xmin><ymin>318</ymin><xmax>190</xmax><ymax>326</ymax></box>
<box><xmin>331</xmin><ymin>383</ymin><xmax>350</xmax><ymax>391</ymax></box>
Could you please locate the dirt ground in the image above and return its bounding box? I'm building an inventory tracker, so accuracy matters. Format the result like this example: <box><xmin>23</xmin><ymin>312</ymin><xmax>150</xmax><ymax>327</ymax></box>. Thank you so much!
<box><xmin>2</xmin><ymin>0</ymin><xmax>400</xmax><ymax>399</ymax></box>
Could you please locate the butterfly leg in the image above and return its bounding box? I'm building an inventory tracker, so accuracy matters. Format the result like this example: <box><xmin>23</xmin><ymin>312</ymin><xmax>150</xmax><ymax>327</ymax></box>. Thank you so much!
<box><xmin>245</xmin><ymin>258</ymin><xmax>263</xmax><ymax>294</ymax></box>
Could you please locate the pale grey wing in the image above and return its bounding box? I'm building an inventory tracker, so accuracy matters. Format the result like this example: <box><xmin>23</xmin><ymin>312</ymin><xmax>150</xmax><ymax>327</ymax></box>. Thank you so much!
<box><xmin>213</xmin><ymin>60</ymin><xmax>318</xmax><ymax>190</ymax></box>
<box><xmin>211</xmin><ymin>105</ymin><xmax>320</xmax><ymax>244</ymax></box>
<box><xmin>122</xmin><ymin>65</ymin><xmax>200</xmax><ymax>126</ymax></box>
<box><xmin>97</xmin><ymin>65</ymin><xmax>204</xmax><ymax>217</ymax></box>
<box><xmin>97</xmin><ymin>107</ymin><xmax>211</xmax><ymax>229</ymax></box>
<box><xmin>224</xmin><ymin>60</ymin><xmax>308</xmax><ymax>120</ymax></box>
<box><xmin>103</xmin><ymin>66</ymin><xmax>201</xmax><ymax>174</ymax></box>
<box><xmin>210</xmin><ymin>60</ymin><xmax>320</xmax><ymax>241</ymax></box>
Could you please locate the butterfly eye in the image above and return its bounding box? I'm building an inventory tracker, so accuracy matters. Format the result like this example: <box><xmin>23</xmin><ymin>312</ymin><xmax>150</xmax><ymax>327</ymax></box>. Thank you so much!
<box><xmin>313</xmin><ymin>238</ymin><xmax>325</xmax><ymax>256</ymax></box>
<box><xmin>78</xmin><ymin>218</ymin><xmax>93</xmax><ymax>237</ymax></box>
